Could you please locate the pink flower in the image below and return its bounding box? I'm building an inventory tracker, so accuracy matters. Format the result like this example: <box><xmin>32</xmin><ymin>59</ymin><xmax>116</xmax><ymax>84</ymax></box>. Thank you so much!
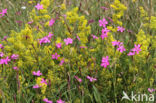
<box><xmin>43</xmin><ymin>98</ymin><xmax>53</xmax><ymax>103</ymax></box>
<box><xmin>59</xmin><ymin>58</ymin><xmax>64</xmax><ymax>66</ymax></box>
<box><xmin>39</xmin><ymin>37</ymin><xmax>50</xmax><ymax>45</ymax></box>
<box><xmin>102</xmin><ymin>28</ymin><xmax>110</xmax><ymax>33</ymax></box>
<box><xmin>101</xmin><ymin>7</ymin><xmax>108</xmax><ymax>10</ymax></box>
<box><xmin>132</xmin><ymin>44</ymin><xmax>141</xmax><ymax>54</ymax></box>
<box><xmin>99</xmin><ymin>18</ymin><xmax>108</xmax><ymax>27</ymax></box>
<box><xmin>5</xmin><ymin>56</ymin><xmax>11</xmax><ymax>63</ymax></box>
<box><xmin>112</xmin><ymin>41</ymin><xmax>126</xmax><ymax>53</ymax></box>
<box><xmin>76</xmin><ymin>35</ymin><xmax>80</xmax><ymax>41</ymax></box>
<box><xmin>47</xmin><ymin>32</ymin><xmax>54</xmax><ymax>39</ymax></box>
<box><xmin>127</xmin><ymin>44</ymin><xmax>141</xmax><ymax>56</ymax></box>
<box><xmin>56</xmin><ymin>43</ymin><xmax>62</xmax><ymax>49</ymax></box>
<box><xmin>86</xmin><ymin>76</ymin><xmax>97</xmax><ymax>82</ymax></box>
<box><xmin>100</xmin><ymin>28</ymin><xmax>110</xmax><ymax>39</ymax></box>
<box><xmin>100</xmin><ymin>33</ymin><xmax>108</xmax><ymax>39</ymax></box>
<box><xmin>101</xmin><ymin>56</ymin><xmax>109</xmax><ymax>68</ymax></box>
<box><xmin>35</xmin><ymin>3</ymin><xmax>43</xmax><ymax>10</ymax></box>
<box><xmin>148</xmin><ymin>88</ymin><xmax>155</xmax><ymax>93</ymax></box>
<box><xmin>127</xmin><ymin>51</ymin><xmax>135</xmax><ymax>56</ymax></box>
<box><xmin>32</xmin><ymin>70</ymin><xmax>42</xmax><ymax>76</ymax></box>
<box><xmin>2</xmin><ymin>36</ymin><xmax>7</xmax><ymax>41</ymax></box>
<box><xmin>39</xmin><ymin>33</ymin><xmax>53</xmax><ymax>45</ymax></box>
<box><xmin>117</xmin><ymin>26</ymin><xmax>125</xmax><ymax>32</ymax></box>
<box><xmin>112</xmin><ymin>41</ymin><xmax>120</xmax><ymax>46</ymax></box>
<box><xmin>33</xmin><ymin>84</ymin><xmax>40</xmax><ymax>88</ymax></box>
<box><xmin>91</xmin><ymin>34</ymin><xmax>98</xmax><ymax>39</ymax></box>
<box><xmin>0</xmin><ymin>52</ymin><xmax>4</xmax><ymax>57</ymax></box>
<box><xmin>49</xmin><ymin>19</ymin><xmax>55</xmax><ymax>26</ymax></box>
<box><xmin>0</xmin><ymin>56</ymin><xmax>11</xmax><ymax>65</ymax></box>
<box><xmin>41</xmin><ymin>78</ymin><xmax>47</xmax><ymax>85</ymax></box>
<box><xmin>64</xmin><ymin>38</ymin><xmax>73</xmax><ymax>45</ymax></box>
<box><xmin>11</xmin><ymin>54</ymin><xmax>19</xmax><ymax>60</ymax></box>
<box><xmin>74</xmin><ymin>76</ymin><xmax>82</xmax><ymax>83</ymax></box>
<box><xmin>13</xmin><ymin>66</ymin><xmax>19</xmax><ymax>70</ymax></box>
<box><xmin>28</xmin><ymin>21</ymin><xmax>33</xmax><ymax>24</ymax></box>
<box><xmin>51</xmin><ymin>53</ymin><xmax>60</xmax><ymax>60</ymax></box>
<box><xmin>0</xmin><ymin>44</ymin><xmax>3</xmax><ymax>49</ymax></box>
<box><xmin>0</xmin><ymin>9</ymin><xmax>7</xmax><ymax>17</ymax></box>
<box><xmin>57</xmin><ymin>99</ymin><xmax>65</xmax><ymax>103</ymax></box>
<box><xmin>117</xmin><ymin>45</ymin><xmax>126</xmax><ymax>53</ymax></box>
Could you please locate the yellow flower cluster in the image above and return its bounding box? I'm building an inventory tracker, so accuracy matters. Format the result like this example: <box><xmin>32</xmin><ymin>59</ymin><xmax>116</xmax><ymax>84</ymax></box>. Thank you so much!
<box><xmin>134</xmin><ymin>30</ymin><xmax>150</xmax><ymax>63</ymax></box>
<box><xmin>110</xmin><ymin>0</ymin><xmax>127</xmax><ymax>26</ymax></box>
<box><xmin>62</xmin><ymin>7</ymin><xmax>91</xmax><ymax>46</ymax></box>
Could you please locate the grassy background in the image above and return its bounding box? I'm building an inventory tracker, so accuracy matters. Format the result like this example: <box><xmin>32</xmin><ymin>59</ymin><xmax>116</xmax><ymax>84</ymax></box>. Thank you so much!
<box><xmin>0</xmin><ymin>0</ymin><xmax>155</xmax><ymax>37</ymax></box>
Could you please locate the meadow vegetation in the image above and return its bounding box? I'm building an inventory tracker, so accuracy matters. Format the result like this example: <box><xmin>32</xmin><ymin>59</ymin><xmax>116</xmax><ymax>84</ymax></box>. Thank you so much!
<box><xmin>0</xmin><ymin>0</ymin><xmax>156</xmax><ymax>103</ymax></box>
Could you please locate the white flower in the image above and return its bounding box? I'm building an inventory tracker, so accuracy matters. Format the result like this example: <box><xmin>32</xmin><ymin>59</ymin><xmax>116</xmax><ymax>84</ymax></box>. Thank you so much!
<box><xmin>21</xmin><ymin>6</ymin><xmax>26</xmax><ymax>9</ymax></box>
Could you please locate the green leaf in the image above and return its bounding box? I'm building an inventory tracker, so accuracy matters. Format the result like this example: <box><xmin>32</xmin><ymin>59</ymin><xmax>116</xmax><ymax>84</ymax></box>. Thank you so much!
<box><xmin>93</xmin><ymin>85</ymin><xmax>102</xmax><ymax>103</ymax></box>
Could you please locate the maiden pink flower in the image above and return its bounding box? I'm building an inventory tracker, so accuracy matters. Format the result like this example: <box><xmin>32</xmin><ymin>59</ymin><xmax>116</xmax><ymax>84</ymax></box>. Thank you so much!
<box><xmin>39</xmin><ymin>37</ymin><xmax>51</xmax><ymax>45</ymax></box>
<box><xmin>100</xmin><ymin>33</ymin><xmax>108</xmax><ymax>39</ymax></box>
<box><xmin>0</xmin><ymin>56</ymin><xmax>11</xmax><ymax>65</ymax></box>
<box><xmin>101</xmin><ymin>56</ymin><xmax>109</xmax><ymax>68</ymax></box>
<box><xmin>117</xmin><ymin>45</ymin><xmax>126</xmax><ymax>53</ymax></box>
<box><xmin>117</xmin><ymin>26</ymin><xmax>125</xmax><ymax>32</ymax></box>
<box><xmin>99</xmin><ymin>18</ymin><xmax>108</xmax><ymax>27</ymax></box>
<box><xmin>127</xmin><ymin>44</ymin><xmax>141</xmax><ymax>56</ymax></box>
<box><xmin>0</xmin><ymin>52</ymin><xmax>4</xmax><ymax>57</ymax></box>
<box><xmin>43</xmin><ymin>98</ymin><xmax>53</xmax><ymax>103</ymax></box>
<box><xmin>2</xmin><ymin>36</ymin><xmax>7</xmax><ymax>41</ymax></box>
<box><xmin>64</xmin><ymin>38</ymin><xmax>73</xmax><ymax>45</ymax></box>
<box><xmin>0</xmin><ymin>44</ymin><xmax>3</xmax><ymax>49</ymax></box>
<box><xmin>76</xmin><ymin>35</ymin><xmax>80</xmax><ymax>41</ymax></box>
<box><xmin>101</xmin><ymin>6</ymin><xmax>108</xmax><ymax>10</ymax></box>
<box><xmin>91</xmin><ymin>34</ymin><xmax>98</xmax><ymax>39</ymax></box>
<box><xmin>51</xmin><ymin>53</ymin><xmax>60</xmax><ymax>60</ymax></box>
<box><xmin>56</xmin><ymin>43</ymin><xmax>62</xmax><ymax>49</ymax></box>
<box><xmin>13</xmin><ymin>66</ymin><xmax>19</xmax><ymax>70</ymax></box>
<box><xmin>49</xmin><ymin>19</ymin><xmax>55</xmax><ymax>26</ymax></box>
<box><xmin>59</xmin><ymin>58</ymin><xmax>64</xmax><ymax>66</ymax></box>
<box><xmin>102</xmin><ymin>28</ymin><xmax>110</xmax><ymax>33</ymax></box>
<box><xmin>127</xmin><ymin>51</ymin><xmax>135</xmax><ymax>56</ymax></box>
<box><xmin>39</xmin><ymin>33</ymin><xmax>54</xmax><ymax>45</ymax></box>
<box><xmin>132</xmin><ymin>44</ymin><xmax>141</xmax><ymax>54</ymax></box>
<box><xmin>11</xmin><ymin>54</ymin><xmax>19</xmax><ymax>60</ymax></box>
<box><xmin>112</xmin><ymin>41</ymin><xmax>126</xmax><ymax>53</ymax></box>
<box><xmin>74</xmin><ymin>76</ymin><xmax>82</xmax><ymax>83</ymax></box>
<box><xmin>32</xmin><ymin>70</ymin><xmax>42</xmax><ymax>76</ymax></box>
<box><xmin>0</xmin><ymin>59</ymin><xmax>5</xmax><ymax>64</ymax></box>
<box><xmin>47</xmin><ymin>32</ymin><xmax>54</xmax><ymax>39</ymax></box>
<box><xmin>41</xmin><ymin>78</ymin><xmax>47</xmax><ymax>85</ymax></box>
<box><xmin>148</xmin><ymin>88</ymin><xmax>155</xmax><ymax>93</ymax></box>
<box><xmin>57</xmin><ymin>99</ymin><xmax>65</xmax><ymax>103</ymax></box>
<box><xmin>101</xmin><ymin>28</ymin><xmax>110</xmax><ymax>39</ymax></box>
<box><xmin>112</xmin><ymin>41</ymin><xmax>120</xmax><ymax>46</ymax></box>
<box><xmin>33</xmin><ymin>84</ymin><xmax>40</xmax><ymax>88</ymax></box>
<box><xmin>28</xmin><ymin>21</ymin><xmax>33</xmax><ymax>24</ymax></box>
<box><xmin>35</xmin><ymin>3</ymin><xmax>43</xmax><ymax>10</ymax></box>
<box><xmin>86</xmin><ymin>76</ymin><xmax>97</xmax><ymax>82</ymax></box>
<box><xmin>0</xmin><ymin>9</ymin><xmax>7</xmax><ymax>17</ymax></box>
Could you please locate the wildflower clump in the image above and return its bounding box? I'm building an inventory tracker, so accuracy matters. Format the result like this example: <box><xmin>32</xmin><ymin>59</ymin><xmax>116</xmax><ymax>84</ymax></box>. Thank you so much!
<box><xmin>0</xmin><ymin>0</ymin><xmax>155</xmax><ymax>102</ymax></box>
<box><xmin>62</xmin><ymin>7</ymin><xmax>91</xmax><ymax>46</ymax></box>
